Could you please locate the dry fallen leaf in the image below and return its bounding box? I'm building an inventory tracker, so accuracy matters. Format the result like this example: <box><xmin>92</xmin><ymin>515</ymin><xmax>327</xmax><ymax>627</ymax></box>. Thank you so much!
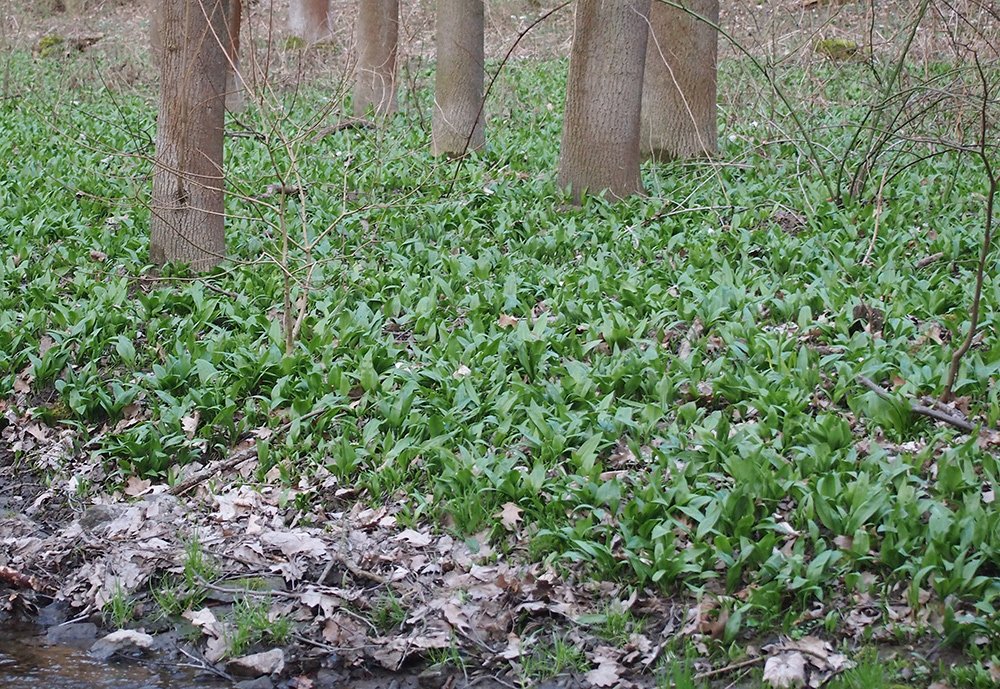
<box><xmin>499</xmin><ymin>502</ymin><xmax>523</xmax><ymax>531</ymax></box>
<box><xmin>261</xmin><ymin>531</ymin><xmax>328</xmax><ymax>558</ymax></box>
<box><xmin>585</xmin><ymin>659</ymin><xmax>622</xmax><ymax>687</ymax></box>
<box><xmin>227</xmin><ymin>648</ymin><xmax>285</xmax><ymax>678</ymax></box>
<box><xmin>452</xmin><ymin>364</ymin><xmax>472</xmax><ymax>379</ymax></box>
<box><xmin>181</xmin><ymin>412</ymin><xmax>200</xmax><ymax>439</ymax></box>
<box><xmin>123</xmin><ymin>476</ymin><xmax>152</xmax><ymax>497</ymax></box>
<box><xmin>395</xmin><ymin>529</ymin><xmax>432</xmax><ymax>546</ymax></box>
<box><xmin>833</xmin><ymin>534</ymin><xmax>853</xmax><ymax>550</ymax></box>
<box><xmin>763</xmin><ymin>652</ymin><xmax>807</xmax><ymax>688</ymax></box>
<box><xmin>498</xmin><ymin>314</ymin><xmax>519</xmax><ymax>328</ymax></box>
<box><xmin>500</xmin><ymin>633</ymin><xmax>523</xmax><ymax>660</ymax></box>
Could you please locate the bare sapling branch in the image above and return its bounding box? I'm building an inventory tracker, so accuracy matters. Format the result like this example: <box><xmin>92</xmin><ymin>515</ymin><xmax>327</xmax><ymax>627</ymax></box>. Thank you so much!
<box><xmin>942</xmin><ymin>54</ymin><xmax>997</xmax><ymax>402</ymax></box>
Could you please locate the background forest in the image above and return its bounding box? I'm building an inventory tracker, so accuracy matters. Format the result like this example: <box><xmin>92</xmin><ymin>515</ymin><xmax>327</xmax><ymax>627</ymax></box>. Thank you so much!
<box><xmin>0</xmin><ymin>1</ymin><xmax>999</xmax><ymax>688</ymax></box>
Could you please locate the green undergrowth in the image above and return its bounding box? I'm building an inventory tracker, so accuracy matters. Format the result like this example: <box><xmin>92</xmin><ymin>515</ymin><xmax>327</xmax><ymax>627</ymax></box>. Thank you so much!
<box><xmin>1</xmin><ymin>53</ymin><xmax>998</xmax><ymax>663</ymax></box>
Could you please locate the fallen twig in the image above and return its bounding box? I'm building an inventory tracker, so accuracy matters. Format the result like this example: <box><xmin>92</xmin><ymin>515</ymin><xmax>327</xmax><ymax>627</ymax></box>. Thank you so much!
<box><xmin>693</xmin><ymin>655</ymin><xmax>764</xmax><ymax>680</ymax></box>
<box><xmin>168</xmin><ymin>406</ymin><xmax>331</xmax><ymax>496</ymax></box>
<box><xmin>168</xmin><ymin>442</ymin><xmax>260</xmax><ymax>496</ymax></box>
<box><xmin>856</xmin><ymin>375</ymin><xmax>976</xmax><ymax>433</ymax></box>
<box><xmin>0</xmin><ymin>565</ymin><xmax>40</xmax><ymax>591</ymax></box>
<box><xmin>310</xmin><ymin>117</ymin><xmax>375</xmax><ymax>141</ymax></box>
<box><xmin>915</xmin><ymin>251</ymin><xmax>944</xmax><ymax>268</ymax></box>
<box><xmin>174</xmin><ymin>644</ymin><xmax>234</xmax><ymax>682</ymax></box>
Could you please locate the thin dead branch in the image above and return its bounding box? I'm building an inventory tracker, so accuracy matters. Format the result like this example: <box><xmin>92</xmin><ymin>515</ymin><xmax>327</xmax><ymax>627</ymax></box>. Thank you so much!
<box><xmin>857</xmin><ymin>374</ymin><xmax>976</xmax><ymax>433</ymax></box>
<box><xmin>915</xmin><ymin>251</ymin><xmax>945</xmax><ymax>268</ymax></box>
<box><xmin>942</xmin><ymin>55</ymin><xmax>996</xmax><ymax>402</ymax></box>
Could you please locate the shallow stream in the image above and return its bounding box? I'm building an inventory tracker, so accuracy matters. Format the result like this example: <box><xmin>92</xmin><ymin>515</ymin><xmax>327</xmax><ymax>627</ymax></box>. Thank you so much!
<box><xmin>0</xmin><ymin>624</ymin><xmax>225</xmax><ymax>689</ymax></box>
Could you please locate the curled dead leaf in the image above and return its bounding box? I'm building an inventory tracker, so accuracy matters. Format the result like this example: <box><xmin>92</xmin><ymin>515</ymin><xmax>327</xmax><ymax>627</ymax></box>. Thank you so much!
<box><xmin>181</xmin><ymin>412</ymin><xmax>200</xmax><ymax>439</ymax></box>
<box><xmin>763</xmin><ymin>652</ymin><xmax>806</xmax><ymax>688</ymax></box>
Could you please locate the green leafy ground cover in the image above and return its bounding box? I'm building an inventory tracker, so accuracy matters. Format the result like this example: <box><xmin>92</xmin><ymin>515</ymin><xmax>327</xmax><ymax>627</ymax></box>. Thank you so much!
<box><xmin>1</xmin><ymin>54</ymin><xmax>999</xmax><ymax>683</ymax></box>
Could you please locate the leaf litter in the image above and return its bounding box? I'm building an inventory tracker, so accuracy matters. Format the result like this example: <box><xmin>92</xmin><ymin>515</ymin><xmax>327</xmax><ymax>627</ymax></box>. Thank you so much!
<box><xmin>0</xmin><ymin>427</ymin><xmax>877</xmax><ymax>688</ymax></box>
<box><xmin>0</xmin><ymin>451</ymin><xmax>699</xmax><ymax>686</ymax></box>
<box><xmin>0</xmin><ymin>443</ymin><xmax>934</xmax><ymax>689</ymax></box>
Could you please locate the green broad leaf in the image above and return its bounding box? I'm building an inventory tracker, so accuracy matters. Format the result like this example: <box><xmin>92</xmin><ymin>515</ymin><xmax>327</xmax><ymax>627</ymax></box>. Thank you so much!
<box><xmin>114</xmin><ymin>335</ymin><xmax>136</xmax><ymax>364</ymax></box>
<box><xmin>572</xmin><ymin>434</ymin><xmax>603</xmax><ymax>475</ymax></box>
<box><xmin>194</xmin><ymin>359</ymin><xmax>217</xmax><ymax>385</ymax></box>
<box><xmin>359</xmin><ymin>355</ymin><xmax>379</xmax><ymax>392</ymax></box>
<box><xmin>695</xmin><ymin>499</ymin><xmax>723</xmax><ymax>540</ymax></box>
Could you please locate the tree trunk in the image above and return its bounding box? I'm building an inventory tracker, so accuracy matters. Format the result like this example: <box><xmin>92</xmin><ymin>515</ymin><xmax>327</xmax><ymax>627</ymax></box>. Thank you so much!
<box><xmin>640</xmin><ymin>0</ymin><xmax>719</xmax><ymax>161</ymax></box>
<box><xmin>150</xmin><ymin>0</ymin><xmax>230</xmax><ymax>271</ymax></box>
<box><xmin>288</xmin><ymin>0</ymin><xmax>332</xmax><ymax>44</ymax></box>
<box><xmin>431</xmin><ymin>0</ymin><xmax>485</xmax><ymax>156</ymax></box>
<box><xmin>152</xmin><ymin>0</ymin><xmax>243</xmax><ymax>113</ymax></box>
<box><xmin>557</xmin><ymin>0</ymin><xmax>651</xmax><ymax>203</ymax></box>
<box><xmin>353</xmin><ymin>0</ymin><xmax>399</xmax><ymax>118</ymax></box>
<box><xmin>226</xmin><ymin>0</ymin><xmax>244</xmax><ymax>112</ymax></box>
<box><xmin>149</xmin><ymin>1</ymin><xmax>162</xmax><ymax>61</ymax></box>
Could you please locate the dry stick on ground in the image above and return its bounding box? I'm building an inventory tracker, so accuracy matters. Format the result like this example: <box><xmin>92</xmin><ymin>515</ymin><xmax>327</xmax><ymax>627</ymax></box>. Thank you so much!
<box><xmin>915</xmin><ymin>251</ymin><xmax>945</xmax><ymax>268</ymax></box>
<box><xmin>857</xmin><ymin>375</ymin><xmax>976</xmax><ymax>434</ymax></box>
<box><xmin>693</xmin><ymin>656</ymin><xmax>764</xmax><ymax>681</ymax></box>
<box><xmin>0</xmin><ymin>565</ymin><xmax>40</xmax><ymax>591</ymax></box>
<box><xmin>310</xmin><ymin>117</ymin><xmax>375</xmax><ymax>141</ymax></box>
<box><xmin>175</xmin><ymin>645</ymin><xmax>235</xmax><ymax>682</ymax></box>
<box><xmin>168</xmin><ymin>405</ymin><xmax>330</xmax><ymax>496</ymax></box>
<box><xmin>942</xmin><ymin>55</ymin><xmax>997</xmax><ymax>402</ymax></box>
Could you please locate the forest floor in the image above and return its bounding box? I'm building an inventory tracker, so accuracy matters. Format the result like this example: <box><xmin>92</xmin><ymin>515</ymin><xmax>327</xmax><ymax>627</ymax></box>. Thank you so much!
<box><xmin>2</xmin><ymin>1</ymin><xmax>1000</xmax><ymax>689</ymax></box>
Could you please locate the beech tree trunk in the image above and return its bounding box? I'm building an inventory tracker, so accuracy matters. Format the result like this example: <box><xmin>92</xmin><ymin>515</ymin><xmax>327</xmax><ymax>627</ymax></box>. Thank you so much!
<box><xmin>150</xmin><ymin>0</ymin><xmax>230</xmax><ymax>271</ymax></box>
<box><xmin>557</xmin><ymin>0</ymin><xmax>651</xmax><ymax>203</ymax></box>
<box><xmin>640</xmin><ymin>0</ymin><xmax>719</xmax><ymax>160</ymax></box>
<box><xmin>431</xmin><ymin>0</ymin><xmax>485</xmax><ymax>156</ymax></box>
<box><xmin>353</xmin><ymin>0</ymin><xmax>399</xmax><ymax>118</ymax></box>
<box><xmin>288</xmin><ymin>0</ymin><xmax>332</xmax><ymax>44</ymax></box>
